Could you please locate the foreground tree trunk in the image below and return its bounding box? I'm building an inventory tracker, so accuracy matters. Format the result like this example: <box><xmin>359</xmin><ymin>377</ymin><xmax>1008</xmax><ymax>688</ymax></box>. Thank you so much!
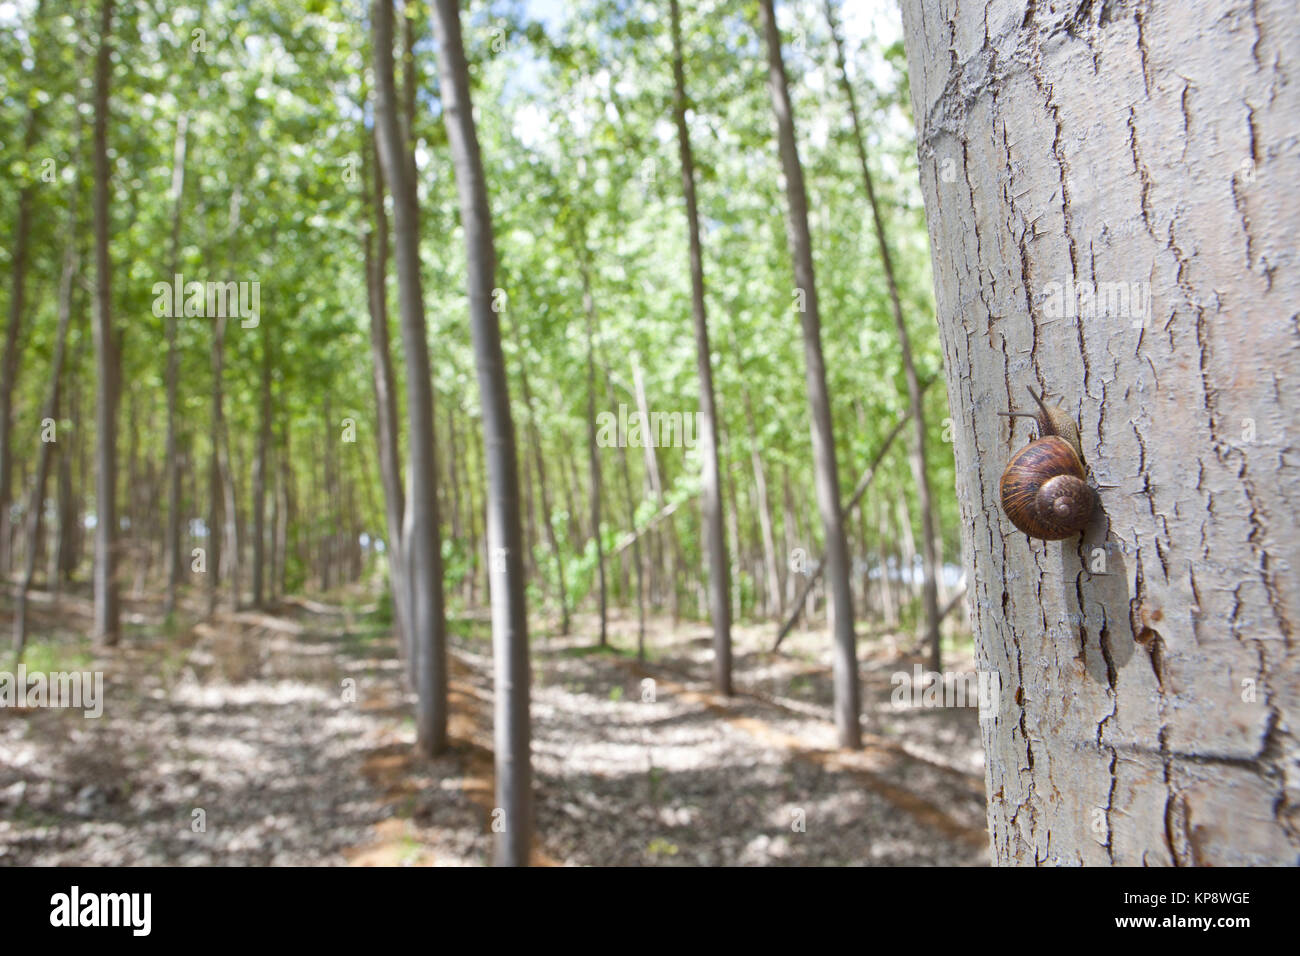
<box><xmin>432</xmin><ymin>0</ymin><xmax>532</xmax><ymax>868</ymax></box>
<box><xmin>900</xmin><ymin>0</ymin><xmax>1300</xmax><ymax>864</ymax></box>
<box><xmin>90</xmin><ymin>0</ymin><xmax>119</xmax><ymax>645</ymax></box>
<box><xmin>373</xmin><ymin>0</ymin><xmax>448</xmax><ymax>756</ymax></box>
<box><xmin>758</xmin><ymin>0</ymin><xmax>860</xmax><ymax>749</ymax></box>
<box><xmin>671</xmin><ymin>0</ymin><xmax>732</xmax><ymax>694</ymax></box>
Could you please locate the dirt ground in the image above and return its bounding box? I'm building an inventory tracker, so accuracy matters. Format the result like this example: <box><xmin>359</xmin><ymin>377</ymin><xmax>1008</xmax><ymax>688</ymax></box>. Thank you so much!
<box><xmin>0</xmin><ymin>589</ymin><xmax>990</xmax><ymax>866</ymax></box>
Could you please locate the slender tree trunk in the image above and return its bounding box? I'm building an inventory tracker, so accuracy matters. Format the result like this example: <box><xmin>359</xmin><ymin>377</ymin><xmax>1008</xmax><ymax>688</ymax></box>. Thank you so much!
<box><xmin>276</xmin><ymin>413</ymin><xmax>291</xmax><ymax>599</ymax></box>
<box><xmin>742</xmin><ymin>389</ymin><xmax>782</xmax><ymax>618</ymax></box>
<box><xmin>826</xmin><ymin>0</ymin><xmax>940</xmax><ymax>669</ymax></box>
<box><xmin>162</xmin><ymin>112</ymin><xmax>188</xmax><ymax>618</ymax></box>
<box><xmin>0</xmin><ymin>0</ymin><xmax>51</xmax><ymax>581</ymax></box>
<box><xmin>207</xmin><ymin>315</ymin><xmax>226</xmax><ymax>615</ymax></box>
<box><xmin>521</xmin><ymin>432</ymin><xmax>537</xmax><ymax>582</ymax></box>
<box><xmin>51</xmin><ymin>407</ymin><xmax>74</xmax><ymax>589</ymax></box>
<box><xmin>220</xmin><ymin>194</ymin><xmax>242</xmax><ymax>613</ymax></box>
<box><xmin>0</xmin><ymin>184</ymin><xmax>31</xmax><ymax>577</ymax></box>
<box><xmin>578</xmin><ymin>255</ymin><xmax>608</xmax><ymax>647</ymax></box>
<box><xmin>758</xmin><ymin>0</ymin><xmax>858</xmax><ymax>748</ymax></box>
<box><xmin>724</xmin><ymin>453</ymin><xmax>743</xmax><ymax>623</ymax></box>
<box><xmin>251</xmin><ymin>326</ymin><xmax>272</xmax><ymax>608</ymax></box>
<box><xmin>774</xmin><ymin>413</ymin><xmax>909</xmax><ymax>650</ymax></box>
<box><xmin>514</xmin><ymin>322</ymin><xmax>569</xmax><ymax>634</ymax></box>
<box><xmin>465</xmin><ymin>421</ymin><xmax>486</xmax><ymax>606</ymax></box>
<box><xmin>432</xmin><ymin>0</ymin><xmax>532</xmax><ymax>867</ymax></box>
<box><xmin>604</xmin><ymin>370</ymin><xmax>644</xmax><ymax>655</ymax></box>
<box><xmin>670</xmin><ymin>0</ymin><xmax>731</xmax><ymax>692</ymax></box>
<box><xmin>374</xmin><ymin>0</ymin><xmax>447</xmax><ymax>755</ymax></box>
<box><xmin>445</xmin><ymin>403</ymin><xmax>462</xmax><ymax>539</ymax></box>
<box><xmin>364</xmin><ymin>122</ymin><xmax>412</xmax><ymax>678</ymax></box>
<box><xmin>320</xmin><ymin>401</ymin><xmax>333</xmax><ymax>591</ymax></box>
<box><xmin>900</xmin><ymin>0</ymin><xmax>1300</xmax><ymax>864</ymax></box>
<box><xmin>14</xmin><ymin>235</ymin><xmax>77</xmax><ymax>658</ymax></box>
<box><xmin>632</xmin><ymin>361</ymin><xmax>680</xmax><ymax>621</ymax></box>
<box><xmin>557</xmin><ymin>448</ymin><xmax>577</xmax><ymax>543</ymax></box>
<box><xmin>876</xmin><ymin>501</ymin><xmax>896</xmax><ymax>627</ymax></box>
<box><xmin>266</xmin><ymin>439</ymin><xmax>278</xmax><ymax>604</ymax></box>
<box><xmin>90</xmin><ymin>0</ymin><xmax>119</xmax><ymax>645</ymax></box>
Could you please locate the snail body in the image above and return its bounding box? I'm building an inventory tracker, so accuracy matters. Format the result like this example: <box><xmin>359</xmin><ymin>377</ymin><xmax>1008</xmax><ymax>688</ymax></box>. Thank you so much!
<box><xmin>998</xmin><ymin>388</ymin><xmax>1095</xmax><ymax>540</ymax></box>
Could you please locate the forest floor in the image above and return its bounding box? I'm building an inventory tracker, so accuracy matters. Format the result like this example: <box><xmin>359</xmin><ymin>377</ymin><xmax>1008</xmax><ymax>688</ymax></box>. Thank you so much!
<box><xmin>0</xmin><ymin>587</ymin><xmax>990</xmax><ymax>866</ymax></box>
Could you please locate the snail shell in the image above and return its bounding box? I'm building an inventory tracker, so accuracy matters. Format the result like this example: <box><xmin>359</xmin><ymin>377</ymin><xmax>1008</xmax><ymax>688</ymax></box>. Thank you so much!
<box><xmin>998</xmin><ymin>388</ymin><xmax>1096</xmax><ymax>540</ymax></box>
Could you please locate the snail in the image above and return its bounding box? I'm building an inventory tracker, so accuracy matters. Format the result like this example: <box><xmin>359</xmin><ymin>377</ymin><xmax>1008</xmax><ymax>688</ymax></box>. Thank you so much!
<box><xmin>997</xmin><ymin>387</ymin><xmax>1096</xmax><ymax>540</ymax></box>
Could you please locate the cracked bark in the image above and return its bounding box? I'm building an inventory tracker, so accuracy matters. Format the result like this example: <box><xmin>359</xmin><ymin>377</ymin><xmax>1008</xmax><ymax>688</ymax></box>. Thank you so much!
<box><xmin>900</xmin><ymin>0</ymin><xmax>1299</xmax><ymax>865</ymax></box>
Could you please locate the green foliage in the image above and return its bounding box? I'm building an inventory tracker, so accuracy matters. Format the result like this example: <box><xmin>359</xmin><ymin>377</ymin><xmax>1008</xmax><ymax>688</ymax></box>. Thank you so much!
<box><xmin>0</xmin><ymin>0</ymin><xmax>954</xmax><ymax>633</ymax></box>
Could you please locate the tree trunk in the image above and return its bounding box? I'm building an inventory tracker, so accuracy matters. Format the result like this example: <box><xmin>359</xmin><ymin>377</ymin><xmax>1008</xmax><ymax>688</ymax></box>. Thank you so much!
<box><xmin>515</xmin><ymin>338</ymin><xmax>569</xmax><ymax>635</ymax></box>
<box><xmin>207</xmin><ymin>317</ymin><xmax>226</xmax><ymax>616</ymax></box>
<box><xmin>758</xmin><ymin>0</ymin><xmax>859</xmax><ymax>749</ymax></box>
<box><xmin>900</xmin><ymin>0</ymin><xmax>1300</xmax><ymax>864</ymax></box>
<box><xmin>276</xmin><ymin>413</ymin><xmax>291</xmax><ymax>598</ymax></box>
<box><xmin>266</xmin><ymin>438</ymin><xmax>278</xmax><ymax>604</ymax></box>
<box><xmin>604</xmin><ymin>369</ymin><xmax>644</xmax><ymax>655</ymax></box>
<box><xmin>221</xmin><ymin>193</ymin><xmax>242</xmax><ymax>613</ymax></box>
<box><xmin>364</xmin><ymin>122</ymin><xmax>412</xmax><ymax>679</ymax></box>
<box><xmin>671</xmin><ymin>0</ymin><xmax>731</xmax><ymax>693</ymax></box>
<box><xmin>0</xmin><ymin>176</ymin><xmax>32</xmax><ymax>580</ymax></box>
<box><xmin>90</xmin><ymin>0</ymin><xmax>119</xmax><ymax>645</ymax></box>
<box><xmin>742</xmin><ymin>388</ymin><xmax>782</xmax><ymax>618</ymax></box>
<box><xmin>579</xmin><ymin>254</ymin><xmax>608</xmax><ymax>647</ymax></box>
<box><xmin>632</xmin><ymin>361</ymin><xmax>680</xmax><ymax>621</ymax></box>
<box><xmin>13</xmin><ymin>234</ymin><xmax>77</xmax><ymax>658</ymax></box>
<box><xmin>432</xmin><ymin>0</ymin><xmax>532</xmax><ymax>867</ymax></box>
<box><xmin>446</xmin><ymin>403</ymin><xmax>462</xmax><ymax>539</ymax></box>
<box><xmin>162</xmin><ymin>112</ymin><xmax>188</xmax><ymax>618</ymax></box>
<box><xmin>826</xmin><ymin>0</ymin><xmax>941</xmax><ymax>670</ymax></box>
<box><xmin>251</xmin><ymin>324</ymin><xmax>272</xmax><ymax>609</ymax></box>
<box><xmin>373</xmin><ymin>0</ymin><xmax>448</xmax><ymax>756</ymax></box>
<box><xmin>0</xmin><ymin>0</ymin><xmax>51</xmax><ymax>581</ymax></box>
<box><xmin>774</xmin><ymin>413</ymin><xmax>909</xmax><ymax>650</ymax></box>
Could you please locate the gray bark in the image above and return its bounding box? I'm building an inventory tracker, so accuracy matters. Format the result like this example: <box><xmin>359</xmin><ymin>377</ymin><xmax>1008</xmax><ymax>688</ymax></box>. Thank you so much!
<box><xmin>163</xmin><ymin>112</ymin><xmax>188</xmax><ymax>618</ymax></box>
<box><xmin>432</xmin><ymin>0</ymin><xmax>532</xmax><ymax>866</ymax></box>
<box><xmin>90</xmin><ymin>0</ymin><xmax>119</xmax><ymax>645</ymax></box>
<box><xmin>900</xmin><ymin>0</ymin><xmax>1300</xmax><ymax>864</ymax></box>
<box><xmin>252</xmin><ymin>325</ymin><xmax>271</xmax><ymax>608</ymax></box>
<box><xmin>579</xmin><ymin>255</ymin><xmax>608</xmax><ymax>647</ymax></box>
<box><xmin>759</xmin><ymin>0</ymin><xmax>859</xmax><ymax>748</ymax></box>
<box><xmin>826</xmin><ymin>0</ymin><xmax>941</xmax><ymax>670</ymax></box>
<box><xmin>671</xmin><ymin>0</ymin><xmax>732</xmax><ymax>693</ymax></box>
<box><xmin>364</xmin><ymin>123</ymin><xmax>412</xmax><ymax>680</ymax></box>
<box><xmin>373</xmin><ymin>0</ymin><xmax>448</xmax><ymax>756</ymax></box>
